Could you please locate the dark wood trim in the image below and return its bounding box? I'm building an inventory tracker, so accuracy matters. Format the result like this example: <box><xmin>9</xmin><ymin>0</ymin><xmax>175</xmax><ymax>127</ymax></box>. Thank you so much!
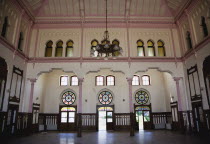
<box><xmin>203</xmin><ymin>55</ymin><xmax>210</xmax><ymax>107</ymax></box>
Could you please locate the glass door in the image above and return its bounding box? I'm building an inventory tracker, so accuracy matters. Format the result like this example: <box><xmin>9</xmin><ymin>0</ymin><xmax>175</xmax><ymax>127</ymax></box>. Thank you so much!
<box><xmin>106</xmin><ymin>111</ymin><xmax>114</xmax><ymax>130</ymax></box>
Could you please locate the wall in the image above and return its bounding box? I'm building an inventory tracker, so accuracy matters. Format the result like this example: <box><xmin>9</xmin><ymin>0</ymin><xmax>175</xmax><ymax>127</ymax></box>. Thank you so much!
<box><xmin>33</xmin><ymin>69</ymin><xmax>177</xmax><ymax>114</ymax></box>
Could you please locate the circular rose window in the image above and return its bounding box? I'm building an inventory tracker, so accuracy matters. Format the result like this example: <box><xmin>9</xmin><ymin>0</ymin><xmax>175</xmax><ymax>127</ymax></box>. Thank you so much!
<box><xmin>135</xmin><ymin>90</ymin><xmax>149</xmax><ymax>105</ymax></box>
<box><xmin>98</xmin><ymin>91</ymin><xmax>113</xmax><ymax>105</ymax></box>
<box><xmin>62</xmin><ymin>91</ymin><xmax>76</xmax><ymax>105</ymax></box>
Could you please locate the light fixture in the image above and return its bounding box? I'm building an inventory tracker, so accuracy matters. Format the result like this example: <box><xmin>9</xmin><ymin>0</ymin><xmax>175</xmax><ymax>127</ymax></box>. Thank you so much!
<box><xmin>95</xmin><ymin>0</ymin><xmax>122</xmax><ymax>57</ymax></box>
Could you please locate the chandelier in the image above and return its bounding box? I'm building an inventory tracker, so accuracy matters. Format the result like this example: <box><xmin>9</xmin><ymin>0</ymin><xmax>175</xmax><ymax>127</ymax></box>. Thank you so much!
<box><xmin>95</xmin><ymin>0</ymin><xmax>122</xmax><ymax>57</ymax></box>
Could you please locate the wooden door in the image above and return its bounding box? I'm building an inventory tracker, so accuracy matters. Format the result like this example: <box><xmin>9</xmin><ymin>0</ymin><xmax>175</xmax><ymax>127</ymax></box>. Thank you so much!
<box><xmin>192</xmin><ymin>102</ymin><xmax>204</xmax><ymax>133</ymax></box>
<box><xmin>143</xmin><ymin>111</ymin><xmax>152</xmax><ymax>130</ymax></box>
<box><xmin>59</xmin><ymin>106</ymin><xmax>77</xmax><ymax>131</ymax></box>
<box><xmin>7</xmin><ymin>104</ymin><xmax>19</xmax><ymax>135</ymax></box>
<box><xmin>106</xmin><ymin>111</ymin><xmax>114</xmax><ymax>130</ymax></box>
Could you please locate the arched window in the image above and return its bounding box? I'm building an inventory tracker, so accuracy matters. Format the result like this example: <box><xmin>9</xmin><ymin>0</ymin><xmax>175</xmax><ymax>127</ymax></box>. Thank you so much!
<box><xmin>200</xmin><ymin>16</ymin><xmax>208</xmax><ymax>37</ymax></box>
<box><xmin>17</xmin><ymin>32</ymin><xmax>23</xmax><ymax>51</ymax></box>
<box><xmin>1</xmin><ymin>16</ymin><xmax>8</xmax><ymax>38</ymax></box>
<box><xmin>96</xmin><ymin>76</ymin><xmax>104</xmax><ymax>86</ymax></box>
<box><xmin>112</xmin><ymin>39</ymin><xmax>121</xmax><ymax>57</ymax></box>
<box><xmin>157</xmin><ymin>40</ymin><xmax>165</xmax><ymax>56</ymax></box>
<box><xmin>66</xmin><ymin>40</ymin><xmax>74</xmax><ymax>57</ymax></box>
<box><xmin>45</xmin><ymin>40</ymin><xmax>53</xmax><ymax>57</ymax></box>
<box><xmin>71</xmin><ymin>76</ymin><xmax>78</xmax><ymax>86</ymax></box>
<box><xmin>147</xmin><ymin>40</ymin><xmax>155</xmax><ymax>56</ymax></box>
<box><xmin>132</xmin><ymin>75</ymin><xmax>140</xmax><ymax>85</ymax></box>
<box><xmin>106</xmin><ymin>75</ymin><xmax>115</xmax><ymax>86</ymax></box>
<box><xmin>137</xmin><ymin>40</ymin><xmax>145</xmax><ymax>56</ymax></box>
<box><xmin>55</xmin><ymin>40</ymin><xmax>63</xmax><ymax>57</ymax></box>
<box><xmin>142</xmin><ymin>75</ymin><xmax>150</xmax><ymax>85</ymax></box>
<box><xmin>90</xmin><ymin>39</ymin><xmax>99</xmax><ymax>57</ymax></box>
<box><xmin>186</xmin><ymin>31</ymin><xmax>192</xmax><ymax>50</ymax></box>
<box><xmin>60</xmin><ymin>76</ymin><xmax>68</xmax><ymax>86</ymax></box>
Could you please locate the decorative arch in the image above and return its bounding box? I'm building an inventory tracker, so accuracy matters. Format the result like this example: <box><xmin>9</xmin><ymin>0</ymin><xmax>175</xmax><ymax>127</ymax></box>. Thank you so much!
<box><xmin>90</xmin><ymin>39</ymin><xmax>99</xmax><ymax>57</ymax></box>
<box><xmin>0</xmin><ymin>57</ymin><xmax>8</xmax><ymax>110</ymax></box>
<box><xmin>45</xmin><ymin>40</ymin><xmax>53</xmax><ymax>57</ymax></box>
<box><xmin>55</xmin><ymin>40</ymin><xmax>63</xmax><ymax>57</ymax></box>
<box><xmin>186</xmin><ymin>31</ymin><xmax>192</xmax><ymax>50</ymax></box>
<box><xmin>137</xmin><ymin>39</ymin><xmax>145</xmax><ymax>56</ymax></box>
<box><xmin>66</xmin><ymin>40</ymin><xmax>74</xmax><ymax>57</ymax></box>
<box><xmin>200</xmin><ymin>16</ymin><xmax>208</xmax><ymax>37</ymax></box>
<box><xmin>134</xmin><ymin>88</ymin><xmax>151</xmax><ymax>105</ymax></box>
<box><xmin>157</xmin><ymin>40</ymin><xmax>165</xmax><ymax>56</ymax></box>
<box><xmin>97</xmin><ymin>88</ymin><xmax>114</xmax><ymax>105</ymax></box>
<box><xmin>203</xmin><ymin>55</ymin><xmax>210</xmax><ymax>107</ymax></box>
<box><xmin>1</xmin><ymin>16</ymin><xmax>9</xmax><ymax>37</ymax></box>
<box><xmin>147</xmin><ymin>40</ymin><xmax>155</xmax><ymax>56</ymax></box>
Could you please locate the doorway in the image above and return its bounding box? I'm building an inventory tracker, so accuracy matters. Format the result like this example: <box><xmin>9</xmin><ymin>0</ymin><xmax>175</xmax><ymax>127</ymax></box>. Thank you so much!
<box><xmin>97</xmin><ymin>106</ymin><xmax>114</xmax><ymax>131</ymax></box>
<box><xmin>59</xmin><ymin>106</ymin><xmax>77</xmax><ymax>131</ymax></box>
<box><xmin>134</xmin><ymin>105</ymin><xmax>152</xmax><ymax>130</ymax></box>
<box><xmin>7</xmin><ymin>104</ymin><xmax>19</xmax><ymax>135</ymax></box>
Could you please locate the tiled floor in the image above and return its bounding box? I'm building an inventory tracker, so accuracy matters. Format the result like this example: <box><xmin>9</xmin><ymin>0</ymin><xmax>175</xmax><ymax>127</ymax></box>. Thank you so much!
<box><xmin>4</xmin><ymin>130</ymin><xmax>210</xmax><ymax>144</ymax></box>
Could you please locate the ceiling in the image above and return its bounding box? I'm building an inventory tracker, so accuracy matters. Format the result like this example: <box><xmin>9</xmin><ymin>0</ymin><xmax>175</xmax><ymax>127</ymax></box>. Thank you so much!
<box><xmin>19</xmin><ymin>0</ymin><xmax>190</xmax><ymax>22</ymax></box>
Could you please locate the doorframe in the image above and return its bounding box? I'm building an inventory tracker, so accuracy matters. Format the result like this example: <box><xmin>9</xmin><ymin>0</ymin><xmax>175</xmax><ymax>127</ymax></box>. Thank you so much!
<box><xmin>134</xmin><ymin>104</ymin><xmax>152</xmax><ymax>130</ymax></box>
<box><xmin>96</xmin><ymin>105</ymin><xmax>114</xmax><ymax>131</ymax></box>
<box><xmin>7</xmin><ymin>104</ymin><xmax>19</xmax><ymax>135</ymax></box>
<box><xmin>58</xmin><ymin>105</ymin><xmax>77</xmax><ymax>131</ymax></box>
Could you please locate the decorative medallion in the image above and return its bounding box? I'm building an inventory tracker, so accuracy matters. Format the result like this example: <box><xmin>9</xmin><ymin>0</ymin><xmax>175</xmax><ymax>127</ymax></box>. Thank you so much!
<box><xmin>98</xmin><ymin>91</ymin><xmax>113</xmax><ymax>105</ymax></box>
<box><xmin>135</xmin><ymin>90</ymin><xmax>149</xmax><ymax>105</ymax></box>
<box><xmin>62</xmin><ymin>91</ymin><xmax>76</xmax><ymax>105</ymax></box>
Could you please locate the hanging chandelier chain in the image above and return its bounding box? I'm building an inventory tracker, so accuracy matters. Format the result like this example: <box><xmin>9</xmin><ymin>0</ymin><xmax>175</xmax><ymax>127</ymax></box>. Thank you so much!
<box><xmin>106</xmin><ymin>0</ymin><xmax>108</xmax><ymax>34</ymax></box>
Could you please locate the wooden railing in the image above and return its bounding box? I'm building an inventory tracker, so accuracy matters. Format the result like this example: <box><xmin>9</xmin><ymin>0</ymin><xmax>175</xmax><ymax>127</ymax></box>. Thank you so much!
<box><xmin>0</xmin><ymin>112</ymin><xmax>7</xmax><ymax>136</ymax></box>
<box><xmin>152</xmin><ymin>112</ymin><xmax>172</xmax><ymax>129</ymax></box>
<box><xmin>39</xmin><ymin>113</ymin><xmax>59</xmax><ymax>131</ymax></box>
<box><xmin>81</xmin><ymin>113</ymin><xmax>97</xmax><ymax>131</ymax></box>
<box><xmin>114</xmin><ymin>113</ymin><xmax>130</xmax><ymax>130</ymax></box>
<box><xmin>204</xmin><ymin>110</ymin><xmax>210</xmax><ymax>131</ymax></box>
<box><xmin>16</xmin><ymin>113</ymin><xmax>32</xmax><ymax>135</ymax></box>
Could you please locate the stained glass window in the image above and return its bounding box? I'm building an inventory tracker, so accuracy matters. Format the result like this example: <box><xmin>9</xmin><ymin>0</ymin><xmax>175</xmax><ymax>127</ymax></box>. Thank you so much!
<box><xmin>142</xmin><ymin>75</ymin><xmax>150</xmax><ymax>85</ymax></box>
<box><xmin>106</xmin><ymin>75</ymin><xmax>115</xmax><ymax>86</ymax></box>
<box><xmin>157</xmin><ymin>40</ymin><xmax>165</xmax><ymax>57</ymax></box>
<box><xmin>96</xmin><ymin>76</ymin><xmax>104</xmax><ymax>86</ymax></box>
<box><xmin>60</xmin><ymin>76</ymin><xmax>68</xmax><ymax>86</ymax></box>
<box><xmin>66</xmin><ymin>40</ymin><xmax>73</xmax><ymax>57</ymax></box>
<box><xmin>55</xmin><ymin>40</ymin><xmax>63</xmax><ymax>57</ymax></box>
<box><xmin>45</xmin><ymin>41</ymin><xmax>53</xmax><ymax>57</ymax></box>
<box><xmin>135</xmin><ymin>90</ymin><xmax>149</xmax><ymax>105</ymax></box>
<box><xmin>147</xmin><ymin>40</ymin><xmax>155</xmax><ymax>56</ymax></box>
<box><xmin>132</xmin><ymin>75</ymin><xmax>140</xmax><ymax>85</ymax></box>
<box><xmin>71</xmin><ymin>76</ymin><xmax>78</xmax><ymax>86</ymax></box>
<box><xmin>137</xmin><ymin>40</ymin><xmax>145</xmax><ymax>56</ymax></box>
<box><xmin>135</xmin><ymin>106</ymin><xmax>150</xmax><ymax>111</ymax></box>
<box><xmin>98</xmin><ymin>107</ymin><xmax>113</xmax><ymax>111</ymax></box>
<box><xmin>90</xmin><ymin>40</ymin><xmax>99</xmax><ymax>57</ymax></box>
<box><xmin>1</xmin><ymin>16</ymin><xmax>8</xmax><ymax>37</ymax></box>
<box><xmin>62</xmin><ymin>91</ymin><xmax>76</xmax><ymax>105</ymax></box>
<box><xmin>98</xmin><ymin>91</ymin><xmax>113</xmax><ymax>105</ymax></box>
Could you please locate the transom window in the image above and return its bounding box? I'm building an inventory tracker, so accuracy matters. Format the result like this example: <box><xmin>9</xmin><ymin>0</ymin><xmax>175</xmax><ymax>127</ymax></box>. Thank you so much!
<box><xmin>142</xmin><ymin>75</ymin><xmax>150</xmax><ymax>85</ymax></box>
<box><xmin>96</xmin><ymin>76</ymin><xmax>104</xmax><ymax>86</ymax></box>
<box><xmin>106</xmin><ymin>76</ymin><xmax>115</xmax><ymax>86</ymax></box>
<box><xmin>60</xmin><ymin>76</ymin><xmax>68</xmax><ymax>86</ymax></box>
<box><xmin>132</xmin><ymin>75</ymin><xmax>140</xmax><ymax>85</ymax></box>
<box><xmin>71</xmin><ymin>76</ymin><xmax>78</xmax><ymax>86</ymax></box>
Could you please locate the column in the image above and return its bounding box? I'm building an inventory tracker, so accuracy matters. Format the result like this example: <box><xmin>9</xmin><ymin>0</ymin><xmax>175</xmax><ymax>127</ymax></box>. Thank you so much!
<box><xmin>127</xmin><ymin>77</ymin><xmax>134</xmax><ymax>136</ymax></box>
<box><xmin>173</xmin><ymin>77</ymin><xmax>183</xmax><ymax>111</ymax></box>
<box><xmin>77</xmin><ymin>78</ymin><xmax>84</xmax><ymax>137</ymax></box>
<box><xmin>28</xmin><ymin>78</ymin><xmax>36</xmax><ymax>113</ymax></box>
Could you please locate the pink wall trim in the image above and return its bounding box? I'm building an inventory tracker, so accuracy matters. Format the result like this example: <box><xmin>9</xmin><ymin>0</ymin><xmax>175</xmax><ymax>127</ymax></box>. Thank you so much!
<box><xmin>173</xmin><ymin>77</ymin><xmax>183</xmax><ymax>111</ymax></box>
<box><xmin>26</xmin><ymin>57</ymin><xmax>182</xmax><ymax>63</ymax></box>
<box><xmin>127</xmin><ymin>78</ymin><xmax>133</xmax><ymax>113</ymax></box>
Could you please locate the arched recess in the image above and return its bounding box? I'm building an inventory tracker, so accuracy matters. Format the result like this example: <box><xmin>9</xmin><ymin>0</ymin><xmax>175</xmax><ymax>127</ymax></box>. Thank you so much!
<box><xmin>55</xmin><ymin>40</ymin><xmax>63</xmax><ymax>57</ymax></box>
<box><xmin>0</xmin><ymin>57</ymin><xmax>8</xmax><ymax>110</ymax></box>
<box><xmin>45</xmin><ymin>40</ymin><xmax>53</xmax><ymax>57</ymax></box>
<box><xmin>137</xmin><ymin>40</ymin><xmax>145</xmax><ymax>56</ymax></box>
<box><xmin>66</xmin><ymin>40</ymin><xmax>74</xmax><ymax>57</ymax></box>
<box><xmin>203</xmin><ymin>55</ymin><xmax>210</xmax><ymax>107</ymax></box>
<box><xmin>147</xmin><ymin>40</ymin><xmax>155</xmax><ymax>56</ymax></box>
